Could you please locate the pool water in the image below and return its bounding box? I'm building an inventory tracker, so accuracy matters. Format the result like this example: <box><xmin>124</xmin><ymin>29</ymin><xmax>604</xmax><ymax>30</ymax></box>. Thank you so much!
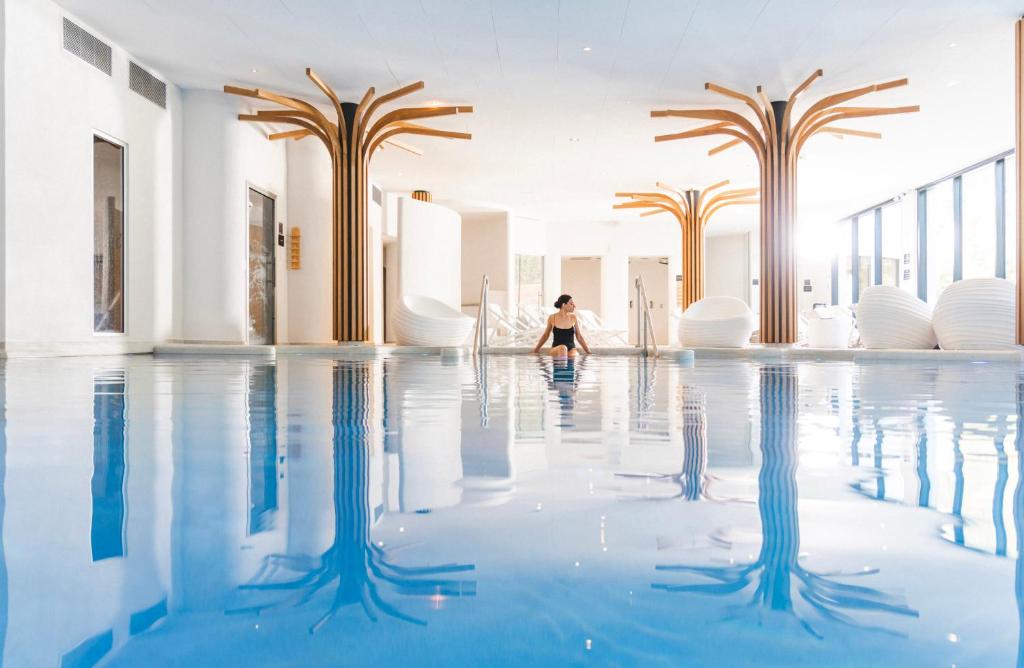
<box><xmin>1</xmin><ymin>353</ymin><xmax>1022</xmax><ymax>666</ymax></box>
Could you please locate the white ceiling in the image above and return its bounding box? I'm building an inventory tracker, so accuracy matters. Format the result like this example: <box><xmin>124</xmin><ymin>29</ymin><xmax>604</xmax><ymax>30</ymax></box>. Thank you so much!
<box><xmin>58</xmin><ymin>0</ymin><xmax>1022</xmax><ymax>236</ymax></box>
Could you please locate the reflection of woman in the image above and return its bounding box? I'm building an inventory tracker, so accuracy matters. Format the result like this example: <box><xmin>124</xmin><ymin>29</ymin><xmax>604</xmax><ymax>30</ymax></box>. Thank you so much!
<box><xmin>532</xmin><ymin>294</ymin><xmax>592</xmax><ymax>357</ymax></box>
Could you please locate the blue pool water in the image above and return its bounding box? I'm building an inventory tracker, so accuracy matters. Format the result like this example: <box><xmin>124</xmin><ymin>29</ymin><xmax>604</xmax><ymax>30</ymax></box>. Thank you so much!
<box><xmin>1</xmin><ymin>353</ymin><xmax>1022</xmax><ymax>666</ymax></box>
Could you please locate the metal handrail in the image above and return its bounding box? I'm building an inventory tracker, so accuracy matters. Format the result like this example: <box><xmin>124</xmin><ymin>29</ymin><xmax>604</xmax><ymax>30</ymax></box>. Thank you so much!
<box><xmin>472</xmin><ymin>275</ymin><xmax>490</xmax><ymax>356</ymax></box>
<box><xmin>635</xmin><ymin>276</ymin><xmax>659</xmax><ymax>358</ymax></box>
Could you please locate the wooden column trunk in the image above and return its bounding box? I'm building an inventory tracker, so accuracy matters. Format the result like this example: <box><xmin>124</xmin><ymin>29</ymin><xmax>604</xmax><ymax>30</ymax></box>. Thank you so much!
<box><xmin>759</xmin><ymin>101</ymin><xmax>798</xmax><ymax>345</ymax></box>
<box><xmin>681</xmin><ymin>189</ymin><xmax>704</xmax><ymax>311</ymax></box>
<box><xmin>335</xmin><ymin>102</ymin><xmax>369</xmax><ymax>342</ymax></box>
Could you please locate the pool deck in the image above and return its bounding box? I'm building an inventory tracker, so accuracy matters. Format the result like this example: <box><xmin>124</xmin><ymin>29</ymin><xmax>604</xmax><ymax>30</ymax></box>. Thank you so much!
<box><xmin>152</xmin><ymin>342</ymin><xmax>1024</xmax><ymax>363</ymax></box>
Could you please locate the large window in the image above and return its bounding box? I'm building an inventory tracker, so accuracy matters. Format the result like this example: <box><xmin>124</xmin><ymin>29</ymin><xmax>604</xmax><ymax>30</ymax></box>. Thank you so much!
<box><xmin>926</xmin><ymin>180</ymin><xmax>955</xmax><ymax>303</ymax></box>
<box><xmin>94</xmin><ymin>136</ymin><xmax>125</xmax><ymax>333</ymax></box>
<box><xmin>880</xmin><ymin>205</ymin><xmax>902</xmax><ymax>286</ymax></box>
<box><xmin>833</xmin><ymin>204</ymin><xmax>901</xmax><ymax>305</ymax></box>
<box><xmin>856</xmin><ymin>212</ymin><xmax>874</xmax><ymax>300</ymax></box>
<box><xmin>836</xmin><ymin>150</ymin><xmax>1015</xmax><ymax>306</ymax></box>
<box><xmin>962</xmin><ymin>163</ymin><xmax>997</xmax><ymax>280</ymax></box>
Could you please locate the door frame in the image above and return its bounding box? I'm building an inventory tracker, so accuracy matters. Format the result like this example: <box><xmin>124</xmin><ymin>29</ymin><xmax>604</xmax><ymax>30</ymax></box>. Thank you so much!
<box><xmin>246</xmin><ymin>183</ymin><xmax>278</xmax><ymax>345</ymax></box>
<box><xmin>628</xmin><ymin>255</ymin><xmax>670</xmax><ymax>345</ymax></box>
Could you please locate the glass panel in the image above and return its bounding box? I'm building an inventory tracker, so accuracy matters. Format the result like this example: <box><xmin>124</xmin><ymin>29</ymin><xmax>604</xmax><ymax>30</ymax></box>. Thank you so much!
<box><xmin>92</xmin><ymin>370</ymin><xmax>126</xmax><ymax>561</ymax></box>
<box><xmin>926</xmin><ymin>180</ymin><xmax>955</xmax><ymax>303</ymax></box>
<box><xmin>835</xmin><ymin>219</ymin><xmax>853</xmax><ymax>305</ymax></box>
<box><xmin>962</xmin><ymin>163</ymin><xmax>997</xmax><ymax>279</ymax></box>
<box><xmin>857</xmin><ymin>213</ymin><xmax>874</xmax><ymax>297</ymax></box>
<box><xmin>515</xmin><ymin>255</ymin><xmax>544</xmax><ymax>312</ymax></box>
<box><xmin>248</xmin><ymin>365</ymin><xmax>278</xmax><ymax>535</ymax></box>
<box><xmin>880</xmin><ymin>204</ymin><xmax>902</xmax><ymax>287</ymax></box>
<box><xmin>93</xmin><ymin>137</ymin><xmax>125</xmax><ymax>333</ymax></box>
<box><xmin>248</xmin><ymin>189</ymin><xmax>276</xmax><ymax>344</ymax></box>
<box><xmin>1007</xmin><ymin>156</ymin><xmax>1017</xmax><ymax>284</ymax></box>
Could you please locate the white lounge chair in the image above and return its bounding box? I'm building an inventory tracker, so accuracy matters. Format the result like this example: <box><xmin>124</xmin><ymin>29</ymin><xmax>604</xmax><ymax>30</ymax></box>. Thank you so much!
<box><xmin>392</xmin><ymin>295</ymin><xmax>474</xmax><ymax>347</ymax></box>
<box><xmin>678</xmin><ymin>296</ymin><xmax>756</xmax><ymax>348</ymax></box>
<box><xmin>932</xmin><ymin>278</ymin><xmax>1016</xmax><ymax>350</ymax></box>
<box><xmin>575</xmin><ymin>308</ymin><xmax>628</xmax><ymax>346</ymax></box>
<box><xmin>855</xmin><ymin>286</ymin><xmax>935</xmax><ymax>349</ymax></box>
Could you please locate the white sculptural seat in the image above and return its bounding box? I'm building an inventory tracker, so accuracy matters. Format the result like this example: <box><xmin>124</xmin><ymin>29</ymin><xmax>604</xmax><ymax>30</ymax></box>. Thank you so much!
<box><xmin>932</xmin><ymin>278</ymin><xmax>1016</xmax><ymax>350</ymax></box>
<box><xmin>855</xmin><ymin>286</ymin><xmax>935</xmax><ymax>349</ymax></box>
<box><xmin>392</xmin><ymin>295</ymin><xmax>474</xmax><ymax>347</ymax></box>
<box><xmin>678</xmin><ymin>296</ymin><xmax>756</xmax><ymax>348</ymax></box>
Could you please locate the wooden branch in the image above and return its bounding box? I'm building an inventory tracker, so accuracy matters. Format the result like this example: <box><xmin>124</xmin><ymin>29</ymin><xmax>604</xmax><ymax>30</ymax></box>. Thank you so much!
<box><xmin>353</xmin><ymin>86</ymin><xmax>376</xmax><ymax>141</ymax></box>
<box><xmin>382</xmin><ymin>138</ymin><xmax>424</xmax><ymax>156</ymax></box>
<box><xmin>239</xmin><ymin>114</ymin><xmax>332</xmax><ymax>152</ymax></box>
<box><xmin>705</xmin><ymin>82</ymin><xmax>770</xmax><ymax>136</ymax></box>
<box><xmin>651</xmin><ymin>109</ymin><xmax>765</xmax><ymax>154</ymax></box>
<box><xmin>365</xmin><ymin>106</ymin><xmax>472</xmax><ymax>146</ymax></box>
<box><xmin>708</xmin><ymin>138</ymin><xmax>743</xmax><ymax>156</ymax></box>
<box><xmin>359</xmin><ymin>81</ymin><xmax>426</xmax><ymax>138</ymax></box>
<box><xmin>794</xmin><ymin>78</ymin><xmax>909</xmax><ymax>139</ymax></box>
<box><xmin>782</xmin><ymin>68</ymin><xmax>823</xmax><ymax>137</ymax></box>
<box><xmin>654</xmin><ymin>121</ymin><xmax>732</xmax><ymax>141</ymax></box>
<box><xmin>305</xmin><ymin>67</ymin><xmax>344</xmax><ymax>128</ymax></box>
<box><xmin>819</xmin><ymin>127</ymin><xmax>882</xmax><ymax>139</ymax></box>
<box><xmin>269</xmin><ymin>129</ymin><xmax>312</xmax><ymax>141</ymax></box>
<box><xmin>366</xmin><ymin>125</ymin><xmax>472</xmax><ymax>156</ymax></box>
<box><xmin>795</xmin><ymin>105</ymin><xmax>919</xmax><ymax>153</ymax></box>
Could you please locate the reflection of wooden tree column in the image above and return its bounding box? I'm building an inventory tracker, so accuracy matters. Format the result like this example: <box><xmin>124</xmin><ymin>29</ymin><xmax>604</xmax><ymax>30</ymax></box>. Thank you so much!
<box><xmin>651</xmin><ymin>72</ymin><xmax>917</xmax><ymax>343</ymax></box>
<box><xmin>614</xmin><ymin>181</ymin><xmax>757</xmax><ymax>310</ymax></box>
<box><xmin>226</xmin><ymin>72</ymin><xmax>472</xmax><ymax>342</ymax></box>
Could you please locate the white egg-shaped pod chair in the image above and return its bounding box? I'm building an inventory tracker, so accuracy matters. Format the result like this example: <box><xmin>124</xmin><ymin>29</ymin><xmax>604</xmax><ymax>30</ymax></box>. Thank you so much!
<box><xmin>932</xmin><ymin>278</ymin><xmax>1016</xmax><ymax>350</ymax></box>
<box><xmin>678</xmin><ymin>296</ymin><xmax>756</xmax><ymax>348</ymax></box>
<box><xmin>855</xmin><ymin>286</ymin><xmax>936</xmax><ymax>349</ymax></box>
<box><xmin>392</xmin><ymin>295</ymin><xmax>475</xmax><ymax>347</ymax></box>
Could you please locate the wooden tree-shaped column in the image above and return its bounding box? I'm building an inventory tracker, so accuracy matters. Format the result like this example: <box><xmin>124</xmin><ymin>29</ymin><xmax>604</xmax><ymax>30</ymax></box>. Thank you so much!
<box><xmin>613</xmin><ymin>180</ymin><xmax>757</xmax><ymax>310</ymax></box>
<box><xmin>652</xmin><ymin>71</ymin><xmax>917</xmax><ymax>343</ymax></box>
<box><xmin>226</xmin><ymin>71</ymin><xmax>472</xmax><ymax>342</ymax></box>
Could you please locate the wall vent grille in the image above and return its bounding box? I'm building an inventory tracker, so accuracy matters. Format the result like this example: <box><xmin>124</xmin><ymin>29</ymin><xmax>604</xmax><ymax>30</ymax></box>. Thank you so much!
<box><xmin>63</xmin><ymin>18</ymin><xmax>112</xmax><ymax>75</ymax></box>
<box><xmin>372</xmin><ymin>185</ymin><xmax>383</xmax><ymax>206</ymax></box>
<box><xmin>128</xmin><ymin>62</ymin><xmax>167</xmax><ymax>109</ymax></box>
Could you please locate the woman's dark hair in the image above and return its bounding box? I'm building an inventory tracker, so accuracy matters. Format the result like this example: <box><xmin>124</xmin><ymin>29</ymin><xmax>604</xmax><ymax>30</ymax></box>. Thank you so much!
<box><xmin>554</xmin><ymin>294</ymin><xmax>572</xmax><ymax>309</ymax></box>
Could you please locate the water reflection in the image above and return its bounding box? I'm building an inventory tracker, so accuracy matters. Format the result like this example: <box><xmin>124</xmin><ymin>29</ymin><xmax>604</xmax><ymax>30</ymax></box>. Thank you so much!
<box><xmin>654</xmin><ymin>365</ymin><xmax>918</xmax><ymax>637</ymax></box>
<box><xmin>233</xmin><ymin>362</ymin><xmax>475</xmax><ymax>629</ymax></box>
<box><xmin>1</xmin><ymin>356</ymin><xmax>1023</xmax><ymax>664</ymax></box>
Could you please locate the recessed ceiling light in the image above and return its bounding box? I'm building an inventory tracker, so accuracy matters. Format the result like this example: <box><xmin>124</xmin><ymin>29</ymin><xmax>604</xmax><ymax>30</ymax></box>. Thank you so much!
<box><xmin>569</xmin><ymin>137</ymin><xmax>581</xmax><ymax>143</ymax></box>
<box><xmin>583</xmin><ymin>46</ymin><xmax>592</xmax><ymax>52</ymax></box>
<box><xmin>251</xmin><ymin>68</ymin><xmax>258</xmax><ymax>73</ymax></box>
<box><xmin>949</xmin><ymin>42</ymin><xmax>958</xmax><ymax>48</ymax></box>
<box><xmin>947</xmin><ymin>80</ymin><xmax>960</xmax><ymax>87</ymax></box>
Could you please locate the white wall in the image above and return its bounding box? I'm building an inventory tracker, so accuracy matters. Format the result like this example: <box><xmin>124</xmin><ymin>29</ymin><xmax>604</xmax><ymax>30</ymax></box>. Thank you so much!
<box><xmin>284</xmin><ymin>137</ymin><xmax>331</xmax><ymax>343</ymax></box>
<box><xmin>706</xmin><ymin>233</ymin><xmax>751</xmax><ymax>304</ymax></box>
<box><xmin>3</xmin><ymin>0</ymin><xmax>182</xmax><ymax>355</ymax></box>
<box><xmin>461</xmin><ymin>211</ymin><xmax>510</xmax><ymax>311</ymax></box>
<box><xmin>181</xmin><ymin>91</ymin><xmax>288</xmax><ymax>345</ymax></box>
<box><xmin>398</xmin><ymin>198</ymin><xmax>461</xmax><ymax>309</ymax></box>
<box><xmin>560</xmin><ymin>257</ymin><xmax>604</xmax><ymax>318</ymax></box>
<box><xmin>544</xmin><ymin>218</ymin><xmax>681</xmax><ymax>332</ymax></box>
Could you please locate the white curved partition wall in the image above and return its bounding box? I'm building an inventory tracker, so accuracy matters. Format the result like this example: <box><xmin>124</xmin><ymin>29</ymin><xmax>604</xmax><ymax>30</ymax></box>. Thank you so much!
<box><xmin>392</xmin><ymin>295</ymin><xmax>475</xmax><ymax>347</ymax></box>
<box><xmin>678</xmin><ymin>296</ymin><xmax>756</xmax><ymax>348</ymax></box>
<box><xmin>932</xmin><ymin>278</ymin><xmax>1017</xmax><ymax>350</ymax></box>
<box><xmin>855</xmin><ymin>286</ymin><xmax>936</xmax><ymax>349</ymax></box>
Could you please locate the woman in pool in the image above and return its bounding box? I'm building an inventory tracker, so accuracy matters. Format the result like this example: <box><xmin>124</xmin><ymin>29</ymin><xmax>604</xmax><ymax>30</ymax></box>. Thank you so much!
<box><xmin>532</xmin><ymin>294</ymin><xmax>592</xmax><ymax>357</ymax></box>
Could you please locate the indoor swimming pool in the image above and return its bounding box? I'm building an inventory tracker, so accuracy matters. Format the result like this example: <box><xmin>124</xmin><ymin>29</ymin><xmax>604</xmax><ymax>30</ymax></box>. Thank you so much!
<box><xmin>1</xmin><ymin>353</ymin><xmax>1022</xmax><ymax>666</ymax></box>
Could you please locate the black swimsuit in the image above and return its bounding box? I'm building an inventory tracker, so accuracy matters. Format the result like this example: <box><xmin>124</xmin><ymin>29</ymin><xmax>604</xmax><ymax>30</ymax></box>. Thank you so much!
<box><xmin>552</xmin><ymin>323</ymin><xmax>576</xmax><ymax>350</ymax></box>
